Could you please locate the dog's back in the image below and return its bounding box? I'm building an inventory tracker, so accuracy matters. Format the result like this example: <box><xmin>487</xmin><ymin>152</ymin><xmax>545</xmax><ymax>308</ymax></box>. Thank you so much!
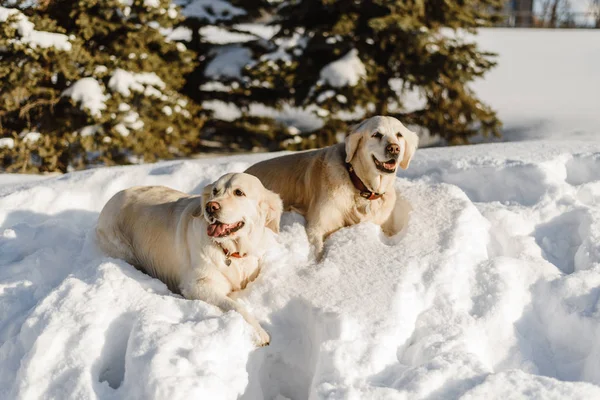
<box><xmin>96</xmin><ymin>186</ymin><xmax>193</xmax><ymax>292</ymax></box>
<box><xmin>246</xmin><ymin>144</ymin><xmax>344</xmax><ymax>214</ymax></box>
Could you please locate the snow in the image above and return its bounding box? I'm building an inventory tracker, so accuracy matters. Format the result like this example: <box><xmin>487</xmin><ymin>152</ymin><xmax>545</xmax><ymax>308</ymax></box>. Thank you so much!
<box><xmin>175</xmin><ymin>0</ymin><xmax>245</xmax><ymax>23</ymax></box>
<box><xmin>114</xmin><ymin>124</ymin><xmax>130</xmax><ymax>137</ymax></box>
<box><xmin>319</xmin><ymin>49</ymin><xmax>366</xmax><ymax>88</ymax></box>
<box><xmin>389</xmin><ymin>78</ymin><xmax>428</xmax><ymax>113</ymax></box>
<box><xmin>234</xmin><ymin>23</ymin><xmax>279</xmax><ymax>40</ymax></box>
<box><xmin>122</xmin><ymin>111</ymin><xmax>144</xmax><ymax>131</ymax></box>
<box><xmin>260</xmin><ymin>31</ymin><xmax>307</xmax><ymax>63</ymax></box>
<box><xmin>108</xmin><ymin>69</ymin><xmax>166</xmax><ymax>98</ymax></box>
<box><xmin>61</xmin><ymin>78</ymin><xmax>108</xmax><ymax>117</ymax></box>
<box><xmin>201</xmin><ymin>100</ymin><xmax>325</xmax><ymax>132</ymax></box>
<box><xmin>0</xmin><ymin>6</ymin><xmax>72</xmax><ymax>51</ymax></box>
<box><xmin>79</xmin><ymin>125</ymin><xmax>103</xmax><ymax>137</ymax></box>
<box><xmin>199</xmin><ymin>26</ymin><xmax>258</xmax><ymax>44</ymax></box>
<box><xmin>204</xmin><ymin>46</ymin><xmax>253</xmax><ymax>80</ymax></box>
<box><xmin>199</xmin><ymin>24</ymin><xmax>278</xmax><ymax>44</ymax></box>
<box><xmin>199</xmin><ymin>81</ymin><xmax>230</xmax><ymax>92</ymax></box>
<box><xmin>316</xmin><ymin>90</ymin><xmax>336</xmax><ymax>103</ymax></box>
<box><xmin>21</xmin><ymin>132</ymin><xmax>41</xmax><ymax>144</ymax></box>
<box><xmin>2</xmin><ymin>140</ymin><xmax>600</xmax><ymax>398</ymax></box>
<box><xmin>472</xmin><ymin>29</ymin><xmax>600</xmax><ymax>142</ymax></box>
<box><xmin>201</xmin><ymin>100</ymin><xmax>242</xmax><ymax>121</ymax></box>
<box><xmin>161</xmin><ymin>26</ymin><xmax>192</xmax><ymax>42</ymax></box>
<box><xmin>162</xmin><ymin>105</ymin><xmax>173</xmax><ymax>116</ymax></box>
<box><xmin>0</xmin><ymin>138</ymin><xmax>15</xmax><ymax>149</ymax></box>
<box><xmin>118</xmin><ymin>0</ymin><xmax>160</xmax><ymax>7</ymax></box>
<box><xmin>94</xmin><ymin>65</ymin><xmax>108</xmax><ymax>75</ymax></box>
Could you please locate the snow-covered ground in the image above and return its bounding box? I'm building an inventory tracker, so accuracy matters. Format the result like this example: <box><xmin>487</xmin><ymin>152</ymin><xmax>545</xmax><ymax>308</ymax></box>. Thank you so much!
<box><xmin>473</xmin><ymin>29</ymin><xmax>600</xmax><ymax>143</ymax></box>
<box><xmin>1</xmin><ymin>139</ymin><xmax>600</xmax><ymax>399</ymax></box>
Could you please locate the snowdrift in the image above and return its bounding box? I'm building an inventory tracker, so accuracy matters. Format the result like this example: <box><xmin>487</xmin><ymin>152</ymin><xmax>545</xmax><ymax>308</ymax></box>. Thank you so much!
<box><xmin>1</xmin><ymin>140</ymin><xmax>600</xmax><ymax>399</ymax></box>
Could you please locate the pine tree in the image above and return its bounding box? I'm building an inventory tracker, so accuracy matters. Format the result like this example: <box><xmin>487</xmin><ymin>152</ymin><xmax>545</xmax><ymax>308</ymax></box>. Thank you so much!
<box><xmin>245</xmin><ymin>0</ymin><xmax>505</xmax><ymax>145</ymax></box>
<box><xmin>178</xmin><ymin>0</ymin><xmax>296</xmax><ymax>152</ymax></box>
<box><xmin>0</xmin><ymin>0</ymin><xmax>202</xmax><ymax>173</ymax></box>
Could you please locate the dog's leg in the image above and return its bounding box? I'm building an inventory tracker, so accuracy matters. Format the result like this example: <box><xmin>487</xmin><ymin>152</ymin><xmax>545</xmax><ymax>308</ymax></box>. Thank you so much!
<box><xmin>181</xmin><ymin>279</ymin><xmax>270</xmax><ymax>346</ymax></box>
<box><xmin>381</xmin><ymin>193</ymin><xmax>411</xmax><ymax>236</ymax></box>
<box><xmin>307</xmin><ymin>228</ymin><xmax>325</xmax><ymax>259</ymax></box>
<box><xmin>306</xmin><ymin>205</ymin><xmax>344</xmax><ymax>260</ymax></box>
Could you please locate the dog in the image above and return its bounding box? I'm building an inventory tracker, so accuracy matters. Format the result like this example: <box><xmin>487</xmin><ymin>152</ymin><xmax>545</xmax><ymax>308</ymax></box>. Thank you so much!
<box><xmin>96</xmin><ymin>173</ymin><xmax>283</xmax><ymax>346</ymax></box>
<box><xmin>246</xmin><ymin>115</ymin><xmax>418</xmax><ymax>257</ymax></box>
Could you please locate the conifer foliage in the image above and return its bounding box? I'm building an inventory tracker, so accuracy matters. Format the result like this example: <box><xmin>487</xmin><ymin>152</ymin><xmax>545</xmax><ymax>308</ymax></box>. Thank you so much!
<box><xmin>0</xmin><ymin>0</ymin><xmax>201</xmax><ymax>172</ymax></box>
<box><xmin>246</xmin><ymin>0</ymin><xmax>505</xmax><ymax>145</ymax></box>
<box><xmin>1</xmin><ymin>0</ymin><xmax>506</xmax><ymax>173</ymax></box>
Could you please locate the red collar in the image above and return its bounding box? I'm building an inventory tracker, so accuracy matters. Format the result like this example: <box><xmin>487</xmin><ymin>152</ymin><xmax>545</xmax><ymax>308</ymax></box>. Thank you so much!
<box><xmin>221</xmin><ymin>246</ymin><xmax>245</xmax><ymax>258</ymax></box>
<box><xmin>218</xmin><ymin>243</ymin><xmax>246</xmax><ymax>266</ymax></box>
<box><xmin>346</xmin><ymin>163</ymin><xmax>384</xmax><ymax>200</ymax></box>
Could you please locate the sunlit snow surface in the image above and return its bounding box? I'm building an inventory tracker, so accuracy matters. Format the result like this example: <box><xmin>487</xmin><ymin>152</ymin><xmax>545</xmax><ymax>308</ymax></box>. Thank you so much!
<box><xmin>1</xmin><ymin>140</ymin><xmax>600</xmax><ymax>399</ymax></box>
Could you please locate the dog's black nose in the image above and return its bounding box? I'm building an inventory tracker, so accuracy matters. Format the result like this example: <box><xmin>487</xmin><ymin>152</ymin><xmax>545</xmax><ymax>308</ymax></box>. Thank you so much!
<box><xmin>386</xmin><ymin>143</ymin><xmax>400</xmax><ymax>155</ymax></box>
<box><xmin>205</xmin><ymin>201</ymin><xmax>220</xmax><ymax>214</ymax></box>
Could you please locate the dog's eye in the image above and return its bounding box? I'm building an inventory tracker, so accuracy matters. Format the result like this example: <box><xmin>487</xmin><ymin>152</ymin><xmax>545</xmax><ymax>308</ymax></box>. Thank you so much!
<box><xmin>372</xmin><ymin>132</ymin><xmax>383</xmax><ymax>140</ymax></box>
<box><xmin>234</xmin><ymin>189</ymin><xmax>245</xmax><ymax>197</ymax></box>
<box><xmin>396</xmin><ymin>132</ymin><xmax>403</xmax><ymax>139</ymax></box>
<box><xmin>212</xmin><ymin>188</ymin><xmax>218</xmax><ymax>196</ymax></box>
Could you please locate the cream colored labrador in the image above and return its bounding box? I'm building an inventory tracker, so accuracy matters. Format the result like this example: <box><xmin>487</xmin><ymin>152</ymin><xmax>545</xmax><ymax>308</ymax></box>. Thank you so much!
<box><xmin>246</xmin><ymin>115</ymin><xmax>418</xmax><ymax>257</ymax></box>
<box><xmin>96</xmin><ymin>173</ymin><xmax>283</xmax><ymax>346</ymax></box>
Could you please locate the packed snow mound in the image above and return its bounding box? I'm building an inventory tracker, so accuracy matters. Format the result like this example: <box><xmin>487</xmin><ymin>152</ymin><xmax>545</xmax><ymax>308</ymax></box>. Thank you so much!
<box><xmin>1</xmin><ymin>140</ymin><xmax>600</xmax><ymax>399</ymax></box>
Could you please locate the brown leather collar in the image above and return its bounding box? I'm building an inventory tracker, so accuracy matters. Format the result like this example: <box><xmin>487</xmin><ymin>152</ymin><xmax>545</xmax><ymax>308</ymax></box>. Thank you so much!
<box><xmin>345</xmin><ymin>163</ymin><xmax>384</xmax><ymax>200</ymax></box>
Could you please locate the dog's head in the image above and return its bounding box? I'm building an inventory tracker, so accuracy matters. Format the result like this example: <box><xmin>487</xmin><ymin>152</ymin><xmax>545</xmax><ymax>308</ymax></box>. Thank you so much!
<box><xmin>345</xmin><ymin>116</ymin><xmax>419</xmax><ymax>173</ymax></box>
<box><xmin>194</xmin><ymin>173</ymin><xmax>283</xmax><ymax>241</ymax></box>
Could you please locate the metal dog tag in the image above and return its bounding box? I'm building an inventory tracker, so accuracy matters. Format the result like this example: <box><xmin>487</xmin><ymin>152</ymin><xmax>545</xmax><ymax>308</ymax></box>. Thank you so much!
<box><xmin>225</xmin><ymin>258</ymin><xmax>231</xmax><ymax>267</ymax></box>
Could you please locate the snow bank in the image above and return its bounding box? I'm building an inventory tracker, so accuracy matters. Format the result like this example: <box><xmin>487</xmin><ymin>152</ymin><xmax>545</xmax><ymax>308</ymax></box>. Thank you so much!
<box><xmin>62</xmin><ymin>78</ymin><xmax>108</xmax><ymax>117</ymax></box>
<box><xmin>2</xmin><ymin>140</ymin><xmax>600</xmax><ymax>399</ymax></box>
<box><xmin>0</xmin><ymin>6</ymin><xmax>71</xmax><ymax>51</ymax></box>
<box><xmin>319</xmin><ymin>49</ymin><xmax>366</xmax><ymax>87</ymax></box>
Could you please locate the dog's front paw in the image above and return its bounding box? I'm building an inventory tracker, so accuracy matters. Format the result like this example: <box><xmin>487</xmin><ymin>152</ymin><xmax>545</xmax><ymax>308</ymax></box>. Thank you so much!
<box><xmin>308</xmin><ymin>239</ymin><xmax>324</xmax><ymax>262</ymax></box>
<box><xmin>253</xmin><ymin>326</ymin><xmax>270</xmax><ymax>347</ymax></box>
<box><xmin>314</xmin><ymin>249</ymin><xmax>325</xmax><ymax>262</ymax></box>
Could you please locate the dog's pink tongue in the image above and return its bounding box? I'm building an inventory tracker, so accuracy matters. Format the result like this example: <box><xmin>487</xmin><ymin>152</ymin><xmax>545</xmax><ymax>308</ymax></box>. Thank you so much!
<box><xmin>207</xmin><ymin>222</ymin><xmax>236</xmax><ymax>237</ymax></box>
<box><xmin>384</xmin><ymin>160</ymin><xmax>396</xmax><ymax>168</ymax></box>
<box><xmin>207</xmin><ymin>223</ymin><xmax>220</xmax><ymax>237</ymax></box>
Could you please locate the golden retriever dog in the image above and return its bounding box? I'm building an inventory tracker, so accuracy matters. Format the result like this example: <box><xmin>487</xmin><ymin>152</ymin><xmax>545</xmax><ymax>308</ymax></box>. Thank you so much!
<box><xmin>96</xmin><ymin>173</ymin><xmax>283</xmax><ymax>346</ymax></box>
<box><xmin>246</xmin><ymin>116</ymin><xmax>418</xmax><ymax>257</ymax></box>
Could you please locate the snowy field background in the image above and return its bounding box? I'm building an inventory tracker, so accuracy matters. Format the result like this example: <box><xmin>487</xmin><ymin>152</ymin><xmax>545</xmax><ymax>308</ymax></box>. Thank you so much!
<box><xmin>473</xmin><ymin>29</ymin><xmax>600</xmax><ymax>143</ymax></box>
<box><xmin>1</xmin><ymin>28</ymin><xmax>600</xmax><ymax>399</ymax></box>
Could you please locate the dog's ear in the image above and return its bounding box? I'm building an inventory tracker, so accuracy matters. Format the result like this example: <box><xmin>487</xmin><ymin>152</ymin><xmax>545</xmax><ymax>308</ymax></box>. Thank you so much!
<box><xmin>192</xmin><ymin>183</ymin><xmax>213</xmax><ymax>217</ymax></box>
<box><xmin>400</xmin><ymin>129</ymin><xmax>419</xmax><ymax>170</ymax></box>
<box><xmin>345</xmin><ymin>131</ymin><xmax>363</xmax><ymax>163</ymax></box>
<box><xmin>260</xmin><ymin>188</ymin><xmax>283</xmax><ymax>233</ymax></box>
<box><xmin>345</xmin><ymin>119</ymin><xmax>370</xmax><ymax>163</ymax></box>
